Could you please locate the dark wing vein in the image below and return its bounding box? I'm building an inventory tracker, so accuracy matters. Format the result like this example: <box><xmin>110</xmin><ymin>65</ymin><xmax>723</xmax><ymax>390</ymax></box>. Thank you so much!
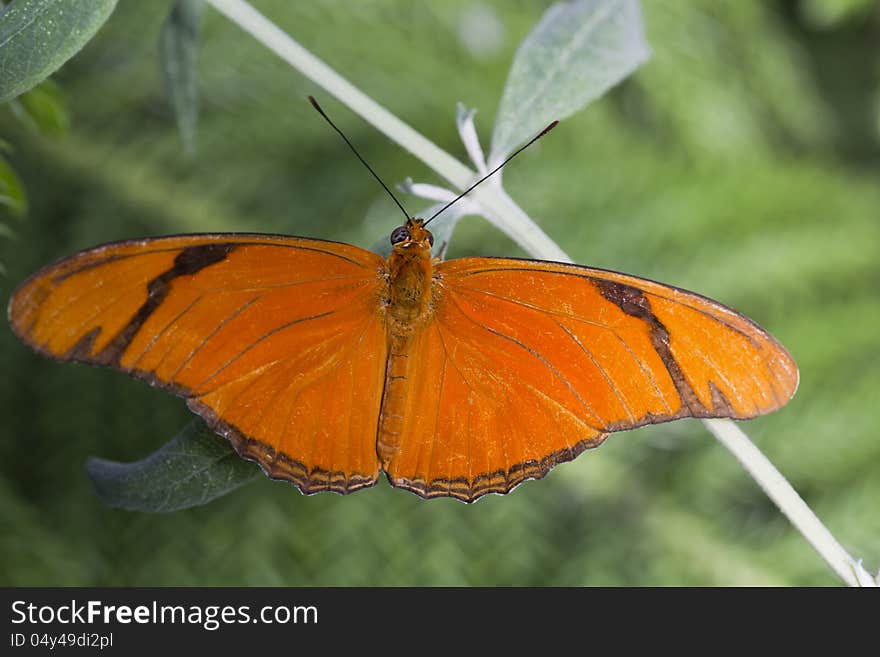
<box><xmin>129</xmin><ymin>294</ymin><xmax>205</xmax><ymax>369</ymax></box>
<box><xmin>42</xmin><ymin>280</ymin><xmax>138</xmax><ymax>349</ymax></box>
<box><xmin>517</xmin><ymin>378</ymin><xmax>591</xmax><ymax>440</ymax></box>
<box><xmin>455</xmin><ymin>266</ymin><xmax>762</xmax><ymax>344</ymax></box>
<box><xmin>458</xmin><ymin>286</ymin><xmax>612</xmax><ymax>331</ymax></box>
<box><xmin>643</xmin><ymin>291</ymin><xmax>760</xmax><ymax>347</ymax></box>
<box><xmin>41</xmin><ymin>277</ymin><xmax>110</xmax><ymax>328</ymax></box>
<box><xmin>199</xmin><ymin>274</ymin><xmax>362</xmax><ymax>295</ymax></box>
<box><xmin>556</xmin><ymin>321</ymin><xmax>635</xmax><ymax>424</ymax></box>
<box><xmin>453</xmin><ymin>284</ymin><xmax>675</xmax><ymax>418</ymax></box>
<box><xmin>194</xmin><ymin>310</ymin><xmax>335</xmax><ymax>389</ymax></box>
<box><xmin>167</xmin><ymin>295</ymin><xmax>264</xmax><ymax>381</ymax></box>
<box><xmin>447</xmin><ymin>292</ymin><xmax>604</xmax><ymax>427</ymax></box>
<box><xmin>686</xmin><ymin>342</ymin><xmax>763</xmax><ymax>414</ymax></box>
<box><xmin>216</xmin><ymin>313</ymin><xmax>378</xmax><ymax>439</ymax></box>
<box><xmin>611</xmin><ymin>332</ymin><xmax>673</xmax><ymax>414</ymax></box>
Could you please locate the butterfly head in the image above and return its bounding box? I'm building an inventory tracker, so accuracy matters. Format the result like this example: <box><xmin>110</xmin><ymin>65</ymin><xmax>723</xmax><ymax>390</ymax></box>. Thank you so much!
<box><xmin>390</xmin><ymin>218</ymin><xmax>434</xmax><ymax>252</ymax></box>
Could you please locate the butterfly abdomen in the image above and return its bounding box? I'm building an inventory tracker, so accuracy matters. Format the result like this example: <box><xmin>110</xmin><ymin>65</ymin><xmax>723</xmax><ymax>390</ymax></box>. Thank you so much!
<box><xmin>377</xmin><ymin>325</ymin><xmax>415</xmax><ymax>465</ymax></box>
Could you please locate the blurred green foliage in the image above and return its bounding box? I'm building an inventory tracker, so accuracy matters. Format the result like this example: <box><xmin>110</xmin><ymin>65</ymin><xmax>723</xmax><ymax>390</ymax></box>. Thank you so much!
<box><xmin>0</xmin><ymin>141</ymin><xmax>26</xmax><ymax>218</ymax></box>
<box><xmin>1</xmin><ymin>0</ymin><xmax>878</xmax><ymax>586</ymax></box>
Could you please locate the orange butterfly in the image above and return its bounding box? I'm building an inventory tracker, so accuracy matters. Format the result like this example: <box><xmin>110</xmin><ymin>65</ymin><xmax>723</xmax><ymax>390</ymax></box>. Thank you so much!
<box><xmin>8</xmin><ymin>217</ymin><xmax>798</xmax><ymax>502</ymax></box>
<box><xmin>6</xmin><ymin>104</ymin><xmax>798</xmax><ymax>503</ymax></box>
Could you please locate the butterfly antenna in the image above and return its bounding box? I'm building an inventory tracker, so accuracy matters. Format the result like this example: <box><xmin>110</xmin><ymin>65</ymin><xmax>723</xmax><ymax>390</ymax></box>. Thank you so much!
<box><xmin>308</xmin><ymin>96</ymin><xmax>411</xmax><ymax>223</ymax></box>
<box><xmin>423</xmin><ymin>120</ymin><xmax>559</xmax><ymax>227</ymax></box>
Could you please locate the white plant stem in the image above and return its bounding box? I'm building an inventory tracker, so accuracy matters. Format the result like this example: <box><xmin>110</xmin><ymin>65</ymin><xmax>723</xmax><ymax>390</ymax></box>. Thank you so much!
<box><xmin>205</xmin><ymin>0</ymin><xmax>567</xmax><ymax>261</ymax></box>
<box><xmin>206</xmin><ymin>0</ymin><xmax>469</xmax><ymax>186</ymax></box>
<box><xmin>204</xmin><ymin>0</ymin><xmax>873</xmax><ymax>587</ymax></box>
<box><xmin>703</xmin><ymin>419</ymin><xmax>872</xmax><ymax>587</ymax></box>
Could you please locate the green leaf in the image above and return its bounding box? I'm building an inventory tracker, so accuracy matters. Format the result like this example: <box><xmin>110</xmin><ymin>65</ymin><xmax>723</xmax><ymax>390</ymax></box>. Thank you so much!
<box><xmin>489</xmin><ymin>0</ymin><xmax>650</xmax><ymax>165</ymax></box>
<box><xmin>11</xmin><ymin>78</ymin><xmax>69</xmax><ymax>135</ymax></box>
<box><xmin>86</xmin><ymin>420</ymin><xmax>261</xmax><ymax>513</ymax></box>
<box><xmin>0</xmin><ymin>0</ymin><xmax>118</xmax><ymax>103</ymax></box>
<box><xmin>159</xmin><ymin>0</ymin><xmax>204</xmax><ymax>154</ymax></box>
<box><xmin>0</xmin><ymin>152</ymin><xmax>26</xmax><ymax>215</ymax></box>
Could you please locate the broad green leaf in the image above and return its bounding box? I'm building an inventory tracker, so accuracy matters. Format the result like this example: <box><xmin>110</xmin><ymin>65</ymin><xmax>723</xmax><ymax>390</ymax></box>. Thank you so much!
<box><xmin>159</xmin><ymin>0</ymin><xmax>203</xmax><ymax>154</ymax></box>
<box><xmin>0</xmin><ymin>0</ymin><xmax>118</xmax><ymax>103</ymax></box>
<box><xmin>86</xmin><ymin>420</ymin><xmax>261</xmax><ymax>513</ymax></box>
<box><xmin>10</xmin><ymin>78</ymin><xmax>69</xmax><ymax>135</ymax></box>
<box><xmin>0</xmin><ymin>153</ymin><xmax>26</xmax><ymax>215</ymax></box>
<box><xmin>489</xmin><ymin>0</ymin><xmax>650</xmax><ymax>166</ymax></box>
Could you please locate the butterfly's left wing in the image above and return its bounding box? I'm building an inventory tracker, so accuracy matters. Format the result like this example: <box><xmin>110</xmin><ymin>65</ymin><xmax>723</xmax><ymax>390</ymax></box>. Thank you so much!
<box><xmin>383</xmin><ymin>257</ymin><xmax>798</xmax><ymax>502</ymax></box>
<box><xmin>8</xmin><ymin>234</ymin><xmax>389</xmax><ymax>495</ymax></box>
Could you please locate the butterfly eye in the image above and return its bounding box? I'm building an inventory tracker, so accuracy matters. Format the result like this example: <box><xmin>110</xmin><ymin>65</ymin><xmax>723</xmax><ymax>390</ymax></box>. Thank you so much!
<box><xmin>427</xmin><ymin>231</ymin><xmax>434</xmax><ymax>247</ymax></box>
<box><xmin>390</xmin><ymin>226</ymin><xmax>410</xmax><ymax>245</ymax></box>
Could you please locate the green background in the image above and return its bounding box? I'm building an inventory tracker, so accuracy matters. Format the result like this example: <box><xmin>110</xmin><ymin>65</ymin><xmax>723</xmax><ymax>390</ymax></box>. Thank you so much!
<box><xmin>2</xmin><ymin>0</ymin><xmax>878</xmax><ymax>585</ymax></box>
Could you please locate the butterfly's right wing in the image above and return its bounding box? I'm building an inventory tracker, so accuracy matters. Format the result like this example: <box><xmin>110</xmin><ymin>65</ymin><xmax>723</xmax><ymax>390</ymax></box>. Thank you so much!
<box><xmin>9</xmin><ymin>234</ymin><xmax>389</xmax><ymax>495</ymax></box>
<box><xmin>383</xmin><ymin>257</ymin><xmax>797</xmax><ymax>502</ymax></box>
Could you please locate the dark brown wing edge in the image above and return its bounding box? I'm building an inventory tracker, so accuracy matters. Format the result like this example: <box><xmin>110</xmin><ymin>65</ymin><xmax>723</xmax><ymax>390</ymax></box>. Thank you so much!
<box><xmin>386</xmin><ymin>433</ymin><xmax>609</xmax><ymax>503</ymax></box>
<box><xmin>188</xmin><ymin>399</ymin><xmax>378</xmax><ymax>496</ymax></box>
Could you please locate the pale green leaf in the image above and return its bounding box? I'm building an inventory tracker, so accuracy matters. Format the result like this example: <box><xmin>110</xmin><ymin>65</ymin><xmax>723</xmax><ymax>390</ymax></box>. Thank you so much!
<box><xmin>0</xmin><ymin>0</ymin><xmax>118</xmax><ymax>103</ymax></box>
<box><xmin>159</xmin><ymin>0</ymin><xmax>203</xmax><ymax>154</ymax></box>
<box><xmin>489</xmin><ymin>0</ymin><xmax>650</xmax><ymax>165</ymax></box>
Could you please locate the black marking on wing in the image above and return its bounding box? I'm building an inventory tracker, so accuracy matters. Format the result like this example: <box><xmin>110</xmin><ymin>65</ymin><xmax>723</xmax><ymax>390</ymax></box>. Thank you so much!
<box><xmin>79</xmin><ymin>243</ymin><xmax>235</xmax><ymax>366</ymax></box>
<box><xmin>596</xmin><ymin>278</ymin><xmax>708</xmax><ymax>416</ymax></box>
